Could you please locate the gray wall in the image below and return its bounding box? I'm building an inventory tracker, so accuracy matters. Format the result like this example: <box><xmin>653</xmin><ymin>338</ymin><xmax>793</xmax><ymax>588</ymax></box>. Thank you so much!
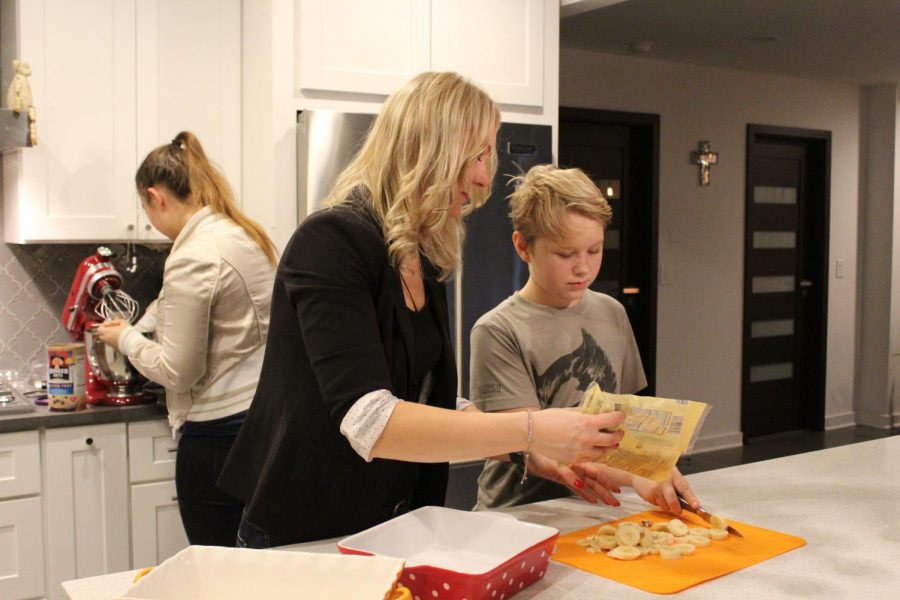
<box><xmin>0</xmin><ymin>198</ymin><xmax>165</xmax><ymax>380</ymax></box>
<box><xmin>561</xmin><ymin>48</ymin><xmax>864</xmax><ymax>451</ymax></box>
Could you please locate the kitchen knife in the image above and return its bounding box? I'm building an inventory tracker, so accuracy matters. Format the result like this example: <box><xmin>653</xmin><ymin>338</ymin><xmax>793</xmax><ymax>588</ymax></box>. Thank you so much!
<box><xmin>676</xmin><ymin>492</ymin><xmax>744</xmax><ymax>538</ymax></box>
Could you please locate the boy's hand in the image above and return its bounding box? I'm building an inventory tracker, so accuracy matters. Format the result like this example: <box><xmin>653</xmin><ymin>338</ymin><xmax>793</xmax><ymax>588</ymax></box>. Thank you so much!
<box><xmin>631</xmin><ymin>467</ymin><xmax>698</xmax><ymax>515</ymax></box>
<box><xmin>528</xmin><ymin>453</ymin><xmax>622</xmax><ymax>506</ymax></box>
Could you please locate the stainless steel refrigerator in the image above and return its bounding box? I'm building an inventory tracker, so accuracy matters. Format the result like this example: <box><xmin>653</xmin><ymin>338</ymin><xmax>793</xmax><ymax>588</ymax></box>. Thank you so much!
<box><xmin>296</xmin><ymin>111</ymin><xmax>552</xmax><ymax>509</ymax></box>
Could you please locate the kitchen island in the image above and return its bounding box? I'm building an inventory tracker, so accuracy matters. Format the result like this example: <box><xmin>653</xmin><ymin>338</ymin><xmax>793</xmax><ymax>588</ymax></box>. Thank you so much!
<box><xmin>63</xmin><ymin>436</ymin><xmax>899</xmax><ymax>599</ymax></box>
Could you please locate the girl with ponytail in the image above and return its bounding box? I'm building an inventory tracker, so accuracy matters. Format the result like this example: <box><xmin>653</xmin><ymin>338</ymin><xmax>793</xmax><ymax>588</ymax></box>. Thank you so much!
<box><xmin>96</xmin><ymin>131</ymin><xmax>277</xmax><ymax>546</ymax></box>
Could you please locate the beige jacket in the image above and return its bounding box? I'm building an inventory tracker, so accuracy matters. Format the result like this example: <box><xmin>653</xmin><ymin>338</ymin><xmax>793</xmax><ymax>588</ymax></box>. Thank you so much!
<box><xmin>119</xmin><ymin>207</ymin><xmax>276</xmax><ymax>431</ymax></box>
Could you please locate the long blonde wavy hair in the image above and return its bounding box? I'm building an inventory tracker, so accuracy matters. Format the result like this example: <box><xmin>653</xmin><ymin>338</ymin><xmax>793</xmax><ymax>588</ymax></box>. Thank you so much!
<box><xmin>136</xmin><ymin>131</ymin><xmax>278</xmax><ymax>265</ymax></box>
<box><xmin>327</xmin><ymin>72</ymin><xmax>499</xmax><ymax>281</ymax></box>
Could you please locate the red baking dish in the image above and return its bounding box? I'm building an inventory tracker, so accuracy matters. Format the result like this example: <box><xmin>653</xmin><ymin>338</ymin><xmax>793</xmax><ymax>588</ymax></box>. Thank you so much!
<box><xmin>338</xmin><ymin>506</ymin><xmax>559</xmax><ymax>600</ymax></box>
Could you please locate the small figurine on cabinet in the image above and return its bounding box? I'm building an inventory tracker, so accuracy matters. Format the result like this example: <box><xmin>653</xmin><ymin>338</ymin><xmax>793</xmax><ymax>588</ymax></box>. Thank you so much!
<box><xmin>6</xmin><ymin>59</ymin><xmax>37</xmax><ymax>146</ymax></box>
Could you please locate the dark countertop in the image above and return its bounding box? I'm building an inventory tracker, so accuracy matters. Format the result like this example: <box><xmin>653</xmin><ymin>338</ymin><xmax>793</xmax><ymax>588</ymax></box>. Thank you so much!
<box><xmin>0</xmin><ymin>400</ymin><xmax>168</xmax><ymax>434</ymax></box>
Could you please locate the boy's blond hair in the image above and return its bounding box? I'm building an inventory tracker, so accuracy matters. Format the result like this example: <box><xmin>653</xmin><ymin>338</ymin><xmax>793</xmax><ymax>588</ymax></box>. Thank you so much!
<box><xmin>508</xmin><ymin>164</ymin><xmax>612</xmax><ymax>244</ymax></box>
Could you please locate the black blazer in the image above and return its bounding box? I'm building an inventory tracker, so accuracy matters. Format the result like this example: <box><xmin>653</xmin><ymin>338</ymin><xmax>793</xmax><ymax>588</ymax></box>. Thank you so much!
<box><xmin>218</xmin><ymin>199</ymin><xmax>458</xmax><ymax>544</ymax></box>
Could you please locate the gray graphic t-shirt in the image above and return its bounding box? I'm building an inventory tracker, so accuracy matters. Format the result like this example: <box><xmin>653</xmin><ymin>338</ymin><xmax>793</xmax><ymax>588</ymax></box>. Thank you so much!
<box><xmin>470</xmin><ymin>291</ymin><xmax>646</xmax><ymax>509</ymax></box>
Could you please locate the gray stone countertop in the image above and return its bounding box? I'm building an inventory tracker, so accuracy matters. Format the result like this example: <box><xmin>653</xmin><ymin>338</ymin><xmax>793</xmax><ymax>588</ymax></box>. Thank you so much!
<box><xmin>63</xmin><ymin>436</ymin><xmax>900</xmax><ymax>600</ymax></box>
<box><xmin>0</xmin><ymin>399</ymin><xmax>167</xmax><ymax>433</ymax></box>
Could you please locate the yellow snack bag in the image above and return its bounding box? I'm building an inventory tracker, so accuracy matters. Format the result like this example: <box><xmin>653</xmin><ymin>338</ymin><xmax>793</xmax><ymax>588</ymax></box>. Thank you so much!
<box><xmin>579</xmin><ymin>382</ymin><xmax>710</xmax><ymax>481</ymax></box>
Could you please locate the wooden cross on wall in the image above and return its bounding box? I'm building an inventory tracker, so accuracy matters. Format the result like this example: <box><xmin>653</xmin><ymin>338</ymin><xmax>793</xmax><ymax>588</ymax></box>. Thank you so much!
<box><xmin>690</xmin><ymin>141</ymin><xmax>718</xmax><ymax>186</ymax></box>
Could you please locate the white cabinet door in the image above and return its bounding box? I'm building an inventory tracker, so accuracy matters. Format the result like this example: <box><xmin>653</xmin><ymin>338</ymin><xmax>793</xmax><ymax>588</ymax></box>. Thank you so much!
<box><xmin>0</xmin><ymin>496</ymin><xmax>45</xmax><ymax>600</ymax></box>
<box><xmin>295</xmin><ymin>0</ymin><xmax>431</xmax><ymax>96</ymax></box>
<box><xmin>131</xmin><ymin>480</ymin><xmax>189</xmax><ymax>568</ymax></box>
<box><xmin>2</xmin><ymin>0</ymin><xmax>139</xmax><ymax>243</ymax></box>
<box><xmin>0</xmin><ymin>430</ymin><xmax>41</xmax><ymax>499</ymax></box>
<box><xmin>44</xmin><ymin>423</ymin><xmax>129</xmax><ymax>600</ymax></box>
<box><xmin>128</xmin><ymin>420</ymin><xmax>177</xmax><ymax>483</ymax></box>
<box><xmin>135</xmin><ymin>0</ymin><xmax>242</xmax><ymax>240</ymax></box>
<box><xmin>430</xmin><ymin>0</ymin><xmax>545</xmax><ymax>106</ymax></box>
<box><xmin>2</xmin><ymin>0</ymin><xmax>242</xmax><ymax>243</ymax></box>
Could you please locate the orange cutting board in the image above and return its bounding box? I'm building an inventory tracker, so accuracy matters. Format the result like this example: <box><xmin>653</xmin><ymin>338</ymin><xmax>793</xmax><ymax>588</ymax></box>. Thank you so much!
<box><xmin>552</xmin><ymin>510</ymin><xmax>806</xmax><ymax>594</ymax></box>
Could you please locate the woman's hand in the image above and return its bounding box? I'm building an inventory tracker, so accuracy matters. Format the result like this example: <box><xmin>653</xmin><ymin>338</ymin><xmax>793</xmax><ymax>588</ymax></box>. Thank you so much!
<box><xmin>529</xmin><ymin>408</ymin><xmax>625</xmax><ymax>465</ymax></box>
<box><xmin>527</xmin><ymin>453</ymin><xmax>622</xmax><ymax>506</ymax></box>
<box><xmin>94</xmin><ymin>319</ymin><xmax>126</xmax><ymax>351</ymax></box>
<box><xmin>631</xmin><ymin>467</ymin><xmax>699</xmax><ymax>515</ymax></box>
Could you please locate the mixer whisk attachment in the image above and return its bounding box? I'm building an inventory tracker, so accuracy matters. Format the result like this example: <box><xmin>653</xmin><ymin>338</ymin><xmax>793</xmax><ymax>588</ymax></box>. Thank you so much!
<box><xmin>97</xmin><ymin>288</ymin><xmax>139</xmax><ymax>323</ymax></box>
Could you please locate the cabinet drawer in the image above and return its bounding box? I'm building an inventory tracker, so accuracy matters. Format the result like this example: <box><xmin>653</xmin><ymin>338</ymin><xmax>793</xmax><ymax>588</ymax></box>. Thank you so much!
<box><xmin>0</xmin><ymin>496</ymin><xmax>45</xmax><ymax>599</ymax></box>
<box><xmin>0</xmin><ymin>430</ymin><xmax>41</xmax><ymax>499</ymax></box>
<box><xmin>129</xmin><ymin>420</ymin><xmax>178</xmax><ymax>483</ymax></box>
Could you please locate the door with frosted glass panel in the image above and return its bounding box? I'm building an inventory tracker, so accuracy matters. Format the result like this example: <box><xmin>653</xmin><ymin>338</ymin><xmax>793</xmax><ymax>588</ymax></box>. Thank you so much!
<box><xmin>742</xmin><ymin>125</ymin><xmax>830</xmax><ymax>439</ymax></box>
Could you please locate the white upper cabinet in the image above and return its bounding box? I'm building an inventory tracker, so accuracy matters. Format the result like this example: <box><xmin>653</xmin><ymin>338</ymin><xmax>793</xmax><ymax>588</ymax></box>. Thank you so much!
<box><xmin>295</xmin><ymin>0</ymin><xmax>431</xmax><ymax>96</ymax></box>
<box><xmin>2</xmin><ymin>0</ymin><xmax>241</xmax><ymax>243</ymax></box>
<box><xmin>2</xmin><ymin>0</ymin><xmax>138</xmax><ymax>243</ymax></box>
<box><xmin>430</xmin><ymin>0</ymin><xmax>544</xmax><ymax>107</ymax></box>
<box><xmin>136</xmin><ymin>0</ymin><xmax>242</xmax><ymax>242</ymax></box>
<box><xmin>295</xmin><ymin>0</ymin><xmax>546</xmax><ymax>107</ymax></box>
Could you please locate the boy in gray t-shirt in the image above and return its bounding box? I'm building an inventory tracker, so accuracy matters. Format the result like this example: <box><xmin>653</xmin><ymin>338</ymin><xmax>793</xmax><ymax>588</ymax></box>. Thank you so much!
<box><xmin>471</xmin><ymin>165</ymin><xmax>697</xmax><ymax>513</ymax></box>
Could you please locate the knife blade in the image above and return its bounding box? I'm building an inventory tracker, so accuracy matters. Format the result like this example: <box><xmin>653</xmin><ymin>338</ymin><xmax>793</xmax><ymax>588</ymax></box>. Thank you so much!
<box><xmin>676</xmin><ymin>492</ymin><xmax>744</xmax><ymax>538</ymax></box>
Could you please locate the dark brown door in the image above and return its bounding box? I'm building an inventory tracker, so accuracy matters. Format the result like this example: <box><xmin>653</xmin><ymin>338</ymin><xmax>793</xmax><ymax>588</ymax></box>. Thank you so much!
<box><xmin>559</xmin><ymin>108</ymin><xmax>659</xmax><ymax>394</ymax></box>
<box><xmin>743</xmin><ymin>125</ymin><xmax>830</xmax><ymax>439</ymax></box>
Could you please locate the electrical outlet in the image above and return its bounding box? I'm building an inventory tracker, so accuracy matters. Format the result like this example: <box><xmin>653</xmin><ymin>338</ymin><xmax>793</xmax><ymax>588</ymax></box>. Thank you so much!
<box><xmin>835</xmin><ymin>259</ymin><xmax>845</xmax><ymax>279</ymax></box>
<box><xmin>659</xmin><ymin>263</ymin><xmax>670</xmax><ymax>286</ymax></box>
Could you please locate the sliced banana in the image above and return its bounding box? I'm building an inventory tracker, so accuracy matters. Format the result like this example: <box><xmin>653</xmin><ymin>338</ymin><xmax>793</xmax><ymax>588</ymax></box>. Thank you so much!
<box><xmin>684</xmin><ymin>534</ymin><xmax>711</xmax><ymax>548</ymax></box>
<box><xmin>667</xmin><ymin>518</ymin><xmax>689</xmax><ymax>537</ymax></box>
<box><xmin>594</xmin><ymin>535</ymin><xmax>619</xmax><ymax>550</ymax></box>
<box><xmin>608</xmin><ymin>545</ymin><xmax>642</xmax><ymax>560</ymax></box>
<box><xmin>659</xmin><ymin>547</ymin><xmax>682</xmax><ymax>560</ymax></box>
<box><xmin>672</xmin><ymin>543</ymin><xmax>696</xmax><ymax>556</ymax></box>
<box><xmin>578</xmin><ymin>512</ymin><xmax>736</xmax><ymax>561</ymax></box>
<box><xmin>689</xmin><ymin>527</ymin><xmax>711</xmax><ymax>538</ymax></box>
<box><xmin>710</xmin><ymin>514</ymin><xmax>729</xmax><ymax>530</ymax></box>
<box><xmin>596</xmin><ymin>524</ymin><xmax>617</xmax><ymax>536</ymax></box>
<box><xmin>616</xmin><ymin>522</ymin><xmax>642</xmax><ymax>546</ymax></box>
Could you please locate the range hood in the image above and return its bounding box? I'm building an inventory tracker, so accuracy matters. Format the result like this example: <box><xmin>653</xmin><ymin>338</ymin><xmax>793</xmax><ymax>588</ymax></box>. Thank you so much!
<box><xmin>0</xmin><ymin>108</ymin><xmax>29</xmax><ymax>150</ymax></box>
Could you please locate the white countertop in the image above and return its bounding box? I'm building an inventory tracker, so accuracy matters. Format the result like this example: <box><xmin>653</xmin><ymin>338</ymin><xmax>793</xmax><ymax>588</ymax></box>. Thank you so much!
<box><xmin>63</xmin><ymin>436</ymin><xmax>900</xmax><ymax>599</ymax></box>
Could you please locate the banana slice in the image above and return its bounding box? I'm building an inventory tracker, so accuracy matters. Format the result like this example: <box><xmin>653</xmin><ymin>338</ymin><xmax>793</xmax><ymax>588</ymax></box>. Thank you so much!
<box><xmin>709</xmin><ymin>528</ymin><xmax>729</xmax><ymax>541</ymax></box>
<box><xmin>594</xmin><ymin>534</ymin><xmax>619</xmax><ymax>550</ymax></box>
<box><xmin>608</xmin><ymin>545</ymin><xmax>642</xmax><ymax>560</ymax></box>
<box><xmin>616</xmin><ymin>522</ymin><xmax>642</xmax><ymax>547</ymax></box>
<box><xmin>689</xmin><ymin>527</ymin><xmax>711</xmax><ymax>538</ymax></box>
<box><xmin>651</xmin><ymin>522</ymin><xmax>670</xmax><ymax>532</ymax></box>
<box><xmin>667</xmin><ymin>518</ymin><xmax>689</xmax><ymax>537</ymax></box>
<box><xmin>684</xmin><ymin>534</ymin><xmax>711</xmax><ymax>548</ymax></box>
<box><xmin>710</xmin><ymin>514</ymin><xmax>729</xmax><ymax>530</ymax></box>
<box><xmin>659</xmin><ymin>547</ymin><xmax>682</xmax><ymax>560</ymax></box>
<box><xmin>596</xmin><ymin>524</ymin><xmax>617</xmax><ymax>536</ymax></box>
<box><xmin>672</xmin><ymin>543</ymin><xmax>696</xmax><ymax>556</ymax></box>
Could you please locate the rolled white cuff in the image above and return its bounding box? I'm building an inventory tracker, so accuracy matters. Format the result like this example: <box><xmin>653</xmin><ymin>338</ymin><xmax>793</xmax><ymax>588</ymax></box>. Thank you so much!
<box><xmin>456</xmin><ymin>397</ymin><xmax>475</xmax><ymax>411</ymax></box>
<box><xmin>339</xmin><ymin>389</ymin><xmax>401</xmax><ymax>462</ymax></box>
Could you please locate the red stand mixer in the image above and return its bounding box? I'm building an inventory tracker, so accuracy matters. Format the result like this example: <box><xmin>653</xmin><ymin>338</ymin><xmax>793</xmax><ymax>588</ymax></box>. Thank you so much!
<box><xmin>61</xmin><ymin>246</ymin><xmax>155</xmax><ymax>405</ymax></box>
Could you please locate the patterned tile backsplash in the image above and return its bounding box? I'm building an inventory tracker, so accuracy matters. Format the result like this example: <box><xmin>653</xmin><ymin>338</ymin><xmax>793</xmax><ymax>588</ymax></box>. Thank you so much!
<box><xmin>0</xmin><ymin>241</ymin><xmax>167</xmax><ymax>380</ymax></box>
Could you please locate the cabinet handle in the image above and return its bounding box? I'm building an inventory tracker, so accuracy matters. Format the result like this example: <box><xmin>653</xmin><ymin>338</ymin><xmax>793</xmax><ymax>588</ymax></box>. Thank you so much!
<box><xmin>167</xmin><ymin>447</ymin><xmax>178</xmax><ymax>453</ymax></box>
<box><xmin>171</xmin><ymin>496</ymin><xmax>178</xmax><ymax>502</ymax></box>
<box><xmin>127</xmin><ymin>224</ymin><xmax>135</xmax><ymax>231</ymax></box>
<box><xmin>145</xmin><ymin>224</ymin><xmax>152</xmax><ymax>231</ymax></box>
<box><xmin>85</xmin><ymin>437</ymin><xmax>93</xmax><ymax>446</ymax></box>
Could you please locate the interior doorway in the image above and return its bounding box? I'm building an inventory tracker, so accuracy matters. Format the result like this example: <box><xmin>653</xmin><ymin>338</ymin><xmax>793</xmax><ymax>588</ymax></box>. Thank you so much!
<box><xmin>742</xmin><ymin>125</ymin><xmax>830</xmax><ymax>439</ymax></box>
<box><xmin>558</xmin><ymin>108</ymin><xmax>659</xmax><ymax>394</ymax></box>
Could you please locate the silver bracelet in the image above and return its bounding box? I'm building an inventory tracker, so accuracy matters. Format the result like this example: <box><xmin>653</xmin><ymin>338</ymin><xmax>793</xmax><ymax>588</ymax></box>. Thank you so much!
<box><xmin>520</xmin><ymin>410</ymin><xmax>533</xmax><ymax>485</ymax></box>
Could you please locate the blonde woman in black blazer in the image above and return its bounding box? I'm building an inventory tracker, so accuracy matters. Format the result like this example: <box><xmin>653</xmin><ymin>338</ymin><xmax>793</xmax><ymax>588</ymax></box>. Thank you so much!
<box><xmin>219</xmin><ymin>72</ymin><xmax>627</xmax><ymax>546</ymax></box>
